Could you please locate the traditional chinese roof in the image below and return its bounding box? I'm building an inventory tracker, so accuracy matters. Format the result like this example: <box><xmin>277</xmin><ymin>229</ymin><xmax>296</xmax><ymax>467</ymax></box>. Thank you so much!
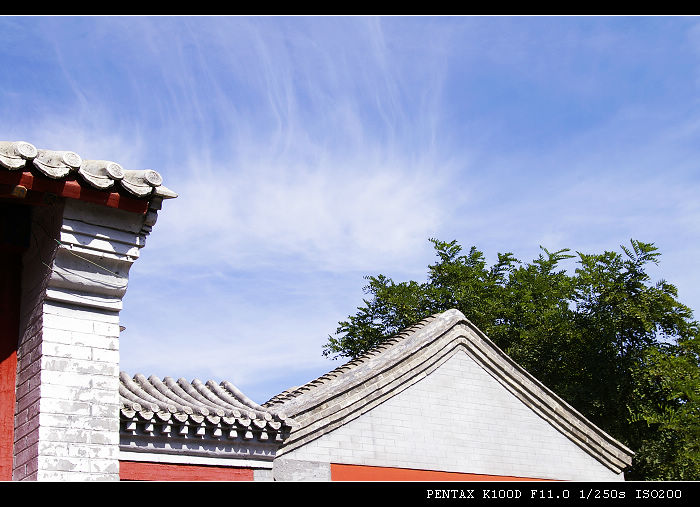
<box><xmin>264</xmin><ymin>315</ymin><xmax>439</xmax><ymax>407</ymax></box>
<box><xmin>120</xmin><ymin>372</ymin><xmax>293</xmax><ymax>444</ymax></box>
<box><xmin>265</xmin><ymin>309</ymin><xmax>635</xmax><ymax>475</ymax></box>
<box><xmin>0</xmin><ymin>141</ymin><xmax>176</xmax><ymax>212</ymax></box>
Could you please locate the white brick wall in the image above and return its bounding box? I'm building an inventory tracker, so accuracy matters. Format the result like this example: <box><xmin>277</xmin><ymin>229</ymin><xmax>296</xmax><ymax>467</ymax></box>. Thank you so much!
<box><xmin>14</xmin><ymin>303</ymin><xmax>123</xmax><ymax>481</ymax></box>
<box><xmin>33</xmin><ymin>302</ymin><xmax>121</xmax><ymax>480</ymax></box>
<box><xmin>282</xmin><ymin>349</ymin><xmax>623</xmax><ymax>481</ymax></box>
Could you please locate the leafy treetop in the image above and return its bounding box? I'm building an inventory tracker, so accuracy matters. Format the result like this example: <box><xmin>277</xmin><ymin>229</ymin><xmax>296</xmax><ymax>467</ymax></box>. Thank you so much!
<box><xmin>323</xmin><ymin>239</ymin><xmax>699</xmax><ymax>480</ymax></box>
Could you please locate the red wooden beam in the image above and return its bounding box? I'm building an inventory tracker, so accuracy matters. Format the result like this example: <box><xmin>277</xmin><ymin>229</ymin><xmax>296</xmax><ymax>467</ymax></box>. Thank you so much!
<box><xmin>0</xmin><ymin>171</ymin><xmax>149</xmax><ymax>214</ymax></box>
<box><xmin>0</xmin><ymin>252</ymin><xmax>21</xmax><ymax>481</ymax></box>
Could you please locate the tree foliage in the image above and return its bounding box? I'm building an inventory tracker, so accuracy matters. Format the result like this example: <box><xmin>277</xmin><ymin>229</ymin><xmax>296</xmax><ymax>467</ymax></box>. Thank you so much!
<box><xmin>322</xmin><ymin>238</ymin><xmax>699</xmax><ymax>480</ymax></box>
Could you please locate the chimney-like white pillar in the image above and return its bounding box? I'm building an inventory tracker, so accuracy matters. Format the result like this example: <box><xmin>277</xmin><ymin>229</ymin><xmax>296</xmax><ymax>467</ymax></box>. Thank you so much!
<box><xmin>1</xmin><ymin>141</ymin><xmax>174</xmax><ymax>481</ymax></box>
<box><xmin>0</xmin><ymin>140</ymin><xmax>176</xmax><ymax>481</ymax></box>
<box><xmin>13</xmin><ymin>197</ymin><xmax>164</xmax><ymax>481</ymax></box>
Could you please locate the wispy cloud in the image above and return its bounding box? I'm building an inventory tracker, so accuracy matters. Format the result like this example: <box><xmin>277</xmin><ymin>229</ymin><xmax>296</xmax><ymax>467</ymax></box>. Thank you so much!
<box><xmin>4</xmin><ymin>16</ymin><xmax>700</xmax><ymax>402</ymax></box>
<box><xmin>108</xmin><ymin>17</ymin><xmax>467</xmax><ymax>274</ymax></box>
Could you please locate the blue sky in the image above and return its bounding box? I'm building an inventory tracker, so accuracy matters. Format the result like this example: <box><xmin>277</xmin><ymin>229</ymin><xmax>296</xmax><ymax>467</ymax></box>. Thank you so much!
<box><xmin>2</xmin><ymin>16</ymin><xmax>700</xmax><ymax>403</ymax></box>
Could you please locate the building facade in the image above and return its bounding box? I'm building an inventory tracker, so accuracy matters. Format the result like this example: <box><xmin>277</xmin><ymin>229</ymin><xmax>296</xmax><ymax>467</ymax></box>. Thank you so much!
<box><xmin>266</xmin><ymin>310</ymin><xmax>632</xmax><ymax>481</ymax></box>
<box><xmin>0</xmin><ymin>141</ymin><xmax>634</xmax><ymax>481</ymax></box>
<box><xmin>0</xmin><ymin>141</ymin><xmax>175</xmax><ymax>480</ymax></box>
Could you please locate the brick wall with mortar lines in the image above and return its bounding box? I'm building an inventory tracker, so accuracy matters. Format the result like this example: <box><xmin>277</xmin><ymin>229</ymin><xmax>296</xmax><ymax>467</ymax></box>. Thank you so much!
<box><xmin>282</xmin><ymin>349</ymin><xmax>623</xmax><ymax>481</ymax></box>
<box><xmin>13</xmin><ymin>305</ymin><xmax>43</xmax><ymax>480</ymax></box>
<box><xmin>13</xmin><ymin>200</ymin><xmax>129</xmax><ymax>481</ymax></box>
<box><xmin>13</xmin><ymin>204</ymin><xmax>61</xmax><ymax>480</ymax></box>
<box><xmin>33</xmin><ymin>302</ymin><xmax>121</xmax><ymax>480</ymax></box>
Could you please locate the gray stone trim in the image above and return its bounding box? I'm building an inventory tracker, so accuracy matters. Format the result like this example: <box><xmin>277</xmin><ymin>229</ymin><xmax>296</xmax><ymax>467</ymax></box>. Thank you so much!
<box><xmin>253</xmin><ymin>468</ymin><xmax>274</xmax><ymax>481</ymax></box>
<box><xmin>271</xmin><ymin>309</ymin><xmax>634</xmax><ymax>474</ymax></box>
<box><xmin>273</xmin><ymin>458</ymin><xmax>331</xmax><ymax>481</ymax></box>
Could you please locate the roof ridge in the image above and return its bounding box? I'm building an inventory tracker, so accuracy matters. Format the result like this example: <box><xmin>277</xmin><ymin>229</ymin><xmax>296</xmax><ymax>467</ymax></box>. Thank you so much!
<box><xmin>263</xmin><ymin>312</ymin><xmax>442</xmax><ymax>407</ymax></box>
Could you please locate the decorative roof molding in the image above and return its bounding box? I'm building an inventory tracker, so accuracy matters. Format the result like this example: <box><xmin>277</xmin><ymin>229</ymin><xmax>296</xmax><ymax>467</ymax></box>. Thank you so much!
<box><xmin>0</xmin><ymin>141</ymin><xmax>177</xmax><ymax>201</ymax></box>
<box><xmin>266</xmin><ymin>309</ymin><xmax>635</xmax><ymax>474</ymax></box>
<box><xmin>0</xmin><ymin>140</ymin><xmax>37</xmax><ymax>169</ymax></box>
<box><xmin>119</xmin><ymin>373</ymin><xmax>294</xmax><ymax>447</ymax></box>
<box><xmin>34</xmin><ymin>148</ymin><xmax>82</xmax><ymax>179</ymax></box>
<box><xmin>120</xmin><ymin>169</ymin><xmax>163</xmax><ymax>197</ymax></box>
<box><xmin>78</xmin><ymin>160</ymin><xmax>125</xmax><ymax>190</ymax></box>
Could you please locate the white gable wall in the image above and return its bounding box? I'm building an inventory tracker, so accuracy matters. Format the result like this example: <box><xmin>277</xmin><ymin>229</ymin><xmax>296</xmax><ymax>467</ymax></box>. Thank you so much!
<box><xmin>278</xmin><ymin>349</ymin><xmax>623</xmax><ymax>481</ymax></box>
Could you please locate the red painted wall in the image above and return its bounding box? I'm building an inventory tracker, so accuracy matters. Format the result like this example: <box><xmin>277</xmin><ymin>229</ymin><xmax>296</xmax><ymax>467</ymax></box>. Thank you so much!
<box><xmin>331</xmin><ymin>463</ymin><xmax>554</xmax><ymax>481</ymax></box>
<box><xmin>119</xmin><ymin>461</ymin><xmax>255</xmax><ymax>481</ymax></box>
<box><xmin>0</xmin><ymin>250</ymin><xmax>21</xmax><ymax>481</ymax></box>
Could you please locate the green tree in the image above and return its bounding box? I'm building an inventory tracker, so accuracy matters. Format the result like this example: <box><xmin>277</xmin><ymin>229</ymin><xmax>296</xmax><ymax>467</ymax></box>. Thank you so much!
<box><xmin>323</xmin><ymin>239</ymin><xmax>700</xmax><ymax>480</ymax></box>
<box><xmin>627</xmin><ymin>334</ymin><xmax>700</xmax><ymax>479</ymax></box>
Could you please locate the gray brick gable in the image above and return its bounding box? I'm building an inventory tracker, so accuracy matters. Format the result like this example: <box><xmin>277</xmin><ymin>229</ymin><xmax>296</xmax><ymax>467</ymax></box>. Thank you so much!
<box><xmin>267</xmin><ymin>309</ymin><xmax>634</xmax><ymax>477</ymax></box>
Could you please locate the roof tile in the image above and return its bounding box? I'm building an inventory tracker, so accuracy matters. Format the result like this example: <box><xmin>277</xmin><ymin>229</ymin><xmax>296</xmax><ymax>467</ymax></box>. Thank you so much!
<box><xmin>119</xmin><ymin>372</ymin><xmax>293</xmax><ymax>441</ymax></box>
<box><xmin>0</xmin><ymin>140</ymin><xmax>176</xmax><ymax>200</ymax></box>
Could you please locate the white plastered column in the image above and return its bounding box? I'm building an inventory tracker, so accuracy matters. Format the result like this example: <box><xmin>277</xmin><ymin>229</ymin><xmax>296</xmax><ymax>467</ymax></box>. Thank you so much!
<box><xmin>13</xmin><ymin>197</ymin><xmax>160</xmax><ymax>481</ymax></box>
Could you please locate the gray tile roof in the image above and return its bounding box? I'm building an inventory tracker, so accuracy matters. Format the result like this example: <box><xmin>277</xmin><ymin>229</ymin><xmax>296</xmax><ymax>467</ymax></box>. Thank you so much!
<box><xmin>120</xmin><ymin>372</ymin><xmax>293</xmax><ymax>443</ymax></box>
<box><xmin>0</xmin><ymin>141</ymin><xmax>176</xmax><ymax>199</ymax></box>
